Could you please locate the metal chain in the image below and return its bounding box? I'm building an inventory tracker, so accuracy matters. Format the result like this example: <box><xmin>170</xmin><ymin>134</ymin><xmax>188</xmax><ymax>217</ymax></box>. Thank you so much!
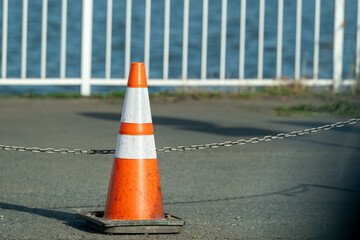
<box><xmin>0</xmin><ymin>118</ymin><xmax>359</xmax><ymax>155</ymax></box>
<box><xmin>0</xmin><ymin>146</ymin><xmax>93</xmax><ymax>154</ymax></box>
<box><xmin>156</xmin><ymin>118</ymin><xmax>360</xmax><ymax>152</ymax></box>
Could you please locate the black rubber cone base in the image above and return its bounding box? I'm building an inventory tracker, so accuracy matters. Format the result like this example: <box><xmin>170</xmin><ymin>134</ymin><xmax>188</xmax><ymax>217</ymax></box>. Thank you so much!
<box><xmin>77</xmin><ymin>211</ymin><xmax>185</xmax><ymax>234</ymax></box>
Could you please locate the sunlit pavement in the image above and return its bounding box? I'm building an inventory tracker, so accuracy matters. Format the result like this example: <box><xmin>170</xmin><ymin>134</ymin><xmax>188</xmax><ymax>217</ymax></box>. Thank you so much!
<box><xmin>1</xmin><ymin>98</ymin><xmax>359</xmax><ymax>239</ymax></box>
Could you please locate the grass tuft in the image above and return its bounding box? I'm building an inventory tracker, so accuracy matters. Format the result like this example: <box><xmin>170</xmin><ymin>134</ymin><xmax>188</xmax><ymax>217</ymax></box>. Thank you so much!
<box><xmin>276</xmin><ymin>99</ymin><xmax>360</xmax><ymax>117</ymax></box>
<box><xmin>1</xmin><ymin>83</ymin><xmax>359</xmax><ymax>102</ymax></box>
<box><xmin>1</xmin><ymin>92</ymin><xmax>83</xmax><ymax>98</ymax></box>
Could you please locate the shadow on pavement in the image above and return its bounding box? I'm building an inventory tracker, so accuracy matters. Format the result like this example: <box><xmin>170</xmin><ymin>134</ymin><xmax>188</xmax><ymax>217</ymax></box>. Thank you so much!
<box><xmin>292</xmin><ymin>137</ymin><xmax>360</xmax><ymax>151</ymax></box>
<box><xmin>165</xmin><ymin>183</ymin><xmax>360</xmax><ymax>205</ymax></box>
<box><xmin>79</xmin><ymin>112</ymin><xmax>279</xmax><ymax>137</ymax></box>
<box><xmin>164</xmin><ymin>183</ymin><xmax>360</xmax><ymax>239</ymax></box>
<box><xmin>2</xmin><ymin>184</ymin><xmax>359</xmax><ymax>237</ymax></box>
<box><xmin>0</xmin><ymin>202</ymin><xmax>96</xmax><ymax>233</ymax></box>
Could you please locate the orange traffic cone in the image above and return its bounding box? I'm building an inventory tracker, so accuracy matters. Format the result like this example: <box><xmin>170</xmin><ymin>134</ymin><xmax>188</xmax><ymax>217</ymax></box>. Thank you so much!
<box><xmin>104</xmin><ymin>62</ymin><xmax>164</xmax><ymax>220</ymax></box>
<box><xmin>78</xmin><ymin>62</ymin><xmax>184</xmax><ymax>234</ymax></box>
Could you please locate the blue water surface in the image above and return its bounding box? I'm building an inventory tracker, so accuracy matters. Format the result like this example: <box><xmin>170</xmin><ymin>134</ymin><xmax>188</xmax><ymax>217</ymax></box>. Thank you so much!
<box><xmin>0</xmin><ymin>0</ymin><xmax>358</xmax><ymax>95</ymax></box>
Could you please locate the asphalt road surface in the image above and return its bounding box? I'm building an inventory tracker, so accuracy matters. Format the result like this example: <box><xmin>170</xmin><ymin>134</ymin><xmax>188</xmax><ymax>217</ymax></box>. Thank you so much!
<box><xmin>1</xmin><ymin>97</ymin><xmax>360</xmax><ymax>239</ymax></box>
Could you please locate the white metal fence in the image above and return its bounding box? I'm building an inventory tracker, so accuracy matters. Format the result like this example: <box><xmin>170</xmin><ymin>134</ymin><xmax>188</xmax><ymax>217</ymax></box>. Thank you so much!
<box><xmin>0</xmin><ymin>0</ymin><xmax>359</xmax><ymax>96</ymax></box>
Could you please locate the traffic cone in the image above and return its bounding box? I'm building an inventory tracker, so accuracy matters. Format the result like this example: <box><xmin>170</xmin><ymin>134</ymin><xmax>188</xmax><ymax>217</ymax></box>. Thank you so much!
<box><xmin>104</xmin><ymin>62</ymin><xmax>164</xmax><ymax>220</ymax></box>
<box><xmin>77</xmin><ymin>62</ymin><xmax>184</xmax><ymax>234</ymax></box>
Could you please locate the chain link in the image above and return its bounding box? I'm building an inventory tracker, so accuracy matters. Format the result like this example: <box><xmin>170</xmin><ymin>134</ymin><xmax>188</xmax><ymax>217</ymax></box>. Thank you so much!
<box><xmin>155</xmin><ymin>118</ymin><xmax>360</xmax><ymax>152</ymax></box>
<box><xmin>1</xmin><ymin>118</ymin><xmax>359</xmax><ymax>155</ymax></box>
<box><xmin>0</xmin><ymin>145</ymin><xmax>93</xmax><ymax>154</ymax></box>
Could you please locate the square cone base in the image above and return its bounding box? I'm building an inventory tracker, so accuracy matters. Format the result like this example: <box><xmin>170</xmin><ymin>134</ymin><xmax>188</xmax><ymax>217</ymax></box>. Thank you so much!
<box><xmin>77</xmin><ymin>211</ymin><xmax>185</xmax><ymax>234</ymax></box>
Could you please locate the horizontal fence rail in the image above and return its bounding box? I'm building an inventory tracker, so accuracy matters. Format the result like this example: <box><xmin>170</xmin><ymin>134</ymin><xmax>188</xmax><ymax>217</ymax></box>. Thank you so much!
<box><xmin>0</xmin><ymin>0</ymin><xmax>359</xmax><ymax>96</ymax></box>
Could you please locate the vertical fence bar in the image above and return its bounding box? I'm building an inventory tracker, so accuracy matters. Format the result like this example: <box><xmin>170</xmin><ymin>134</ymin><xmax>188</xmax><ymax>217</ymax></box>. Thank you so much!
<box><xmin>294</xmin><ymin>0</ymin><xmax>302</xmax><ymax>80</ymax></box>
<box><xmin>144</xmin><ymin>0</ymin><xmax>151</xmax><ymax>77</ymax></box>
<box><xmin>182</xmin><ymin>0</ymin><xmax>189</xmax><ymax>80</ymax></box>
<box><xmin>41</xmin><ymin>0</ymin><xmax>48</xmax><ymax>78</ymax></box>
<box><xmin>356</xmin><ymin>0</ymin><xmax>360</xmax><ymax>79</ymax></box>
<box><xmin>1</xmin><ymin>0</ymin><xmax>8</xmax><ymax>78</ymax></box>
<box><xmin>276</xmin><ymin>0</ymin><xmax>283</xmax><ymax>79</ymax></box>
<box><xmin>257</xmin><ymin>0</ymin><xmax>265</xmax><ymax>80</ymax></box>
<box><xmin>239</xmin><ymin>0</ymin><xmax>246</xmax><ymax>79</ymax></box>
<box><xmin>313</xmin><ymin>0</ymin><xmax>321</xmax><ymax>80</ymax></box>
<box><xmin>105</xmin><ymin>0</ymin><xmax>113</xmax><ymax>79</ymax></box>
<box><xmin>333</xmin><ymin>0</ymin><xmax>345</xmax><ymax>92</ymax></box>
<box><xmin>21</xmin><ymin>0</ymin><xmax>28</xmax><ymax>78</ymax></box>
<box><xmin>124</xmin><ymin>0</ymin><xmax>132</xmax><ymax>78</ymax></box>
<box><xmin>201</xmin><ymin>0</ymin><xmax>208</xmax><ymax>80</ymax></box>
<box><xmin>220</xmin><ymin>0</ymin><xmax>227</xmax><ymax>80</ymax></box>
<box><xmin>60</xmin><ymin>0</ymin><xmax>67</xmax><ymax>78</ymax></box>
<box><xmin>81</xmin><ymin>0</ymin><xmax>93</xmax><ymax>96</ymax></box>
<box><xmin>163</xmin><ymin>0</ymin><xmax>170</xmax><ymax>80</ymax></box>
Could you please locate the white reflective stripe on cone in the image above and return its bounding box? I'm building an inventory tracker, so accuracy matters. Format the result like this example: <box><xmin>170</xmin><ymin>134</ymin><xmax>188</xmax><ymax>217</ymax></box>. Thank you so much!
<box><xmin>115</xmin><ymin>134</ymin><xmax>157</xmax><ymax>159</ymax></box>
<box><xmin>121</xmin><ymin>87</ymin><xmax>152</xmax><ymax>124</ymax></box>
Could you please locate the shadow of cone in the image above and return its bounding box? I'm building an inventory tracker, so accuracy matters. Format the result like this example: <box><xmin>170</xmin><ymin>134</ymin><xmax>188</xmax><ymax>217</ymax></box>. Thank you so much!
<box><xmin>77</xmin><ymin>62</ymin><xmax>185</xmax><ymax>234</ymax></box>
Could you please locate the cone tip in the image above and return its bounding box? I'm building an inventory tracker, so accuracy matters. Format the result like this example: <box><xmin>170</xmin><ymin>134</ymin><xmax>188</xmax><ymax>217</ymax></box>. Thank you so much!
<box><xmin>128</xmin><ymin>62</ymin><xmax>147</xmax><ymax>88</ymax></box>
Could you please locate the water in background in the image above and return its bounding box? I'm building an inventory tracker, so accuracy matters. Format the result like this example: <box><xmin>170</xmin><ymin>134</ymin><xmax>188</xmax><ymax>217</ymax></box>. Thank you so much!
<box><xmin>0</xmin><ymin>0</ymin><xmax>358</xmax><ymax>95</ymax></box>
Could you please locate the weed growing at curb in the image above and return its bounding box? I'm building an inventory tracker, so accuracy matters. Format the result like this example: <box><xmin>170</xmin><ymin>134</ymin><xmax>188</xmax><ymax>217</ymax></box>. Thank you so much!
<box><xmin>1</xmin><ymin>84</ymin><xmax>359</xmax><ymax>118</ymax></box>
<box><xmin>276</xmin><ymin>99</ymin><xmax>360</xmax><ymax>117</ymax></box>
<box><xmin>0</xmin><ymin>92</ymin><xmax>83</xmax><ymax>98</ymax></box>
<box><xmin>0</xmin><ymin>84</ymin><xmax>325</xmax><ymax>99</ymax></box>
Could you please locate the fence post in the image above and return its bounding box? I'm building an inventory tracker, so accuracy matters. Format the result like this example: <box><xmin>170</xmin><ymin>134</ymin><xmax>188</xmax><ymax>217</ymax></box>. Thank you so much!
<box><xmin>2</xmin><ymin>0</ymin><xmax>8</xmax><ymax>79</ymax></box>
<box><xmin>333</xmin><ymin>0</ymin><xmax>344</xmax><ymax>93</ymax></box>
<box><xmin>356</xmin><ymin>0</ymin><xmax>360</xmax><ymax>82</ymax></box>
<box><xmin>81</xmin><ymin>0</ymin><xmax>93</xmax><ymax>96</ymax></box>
